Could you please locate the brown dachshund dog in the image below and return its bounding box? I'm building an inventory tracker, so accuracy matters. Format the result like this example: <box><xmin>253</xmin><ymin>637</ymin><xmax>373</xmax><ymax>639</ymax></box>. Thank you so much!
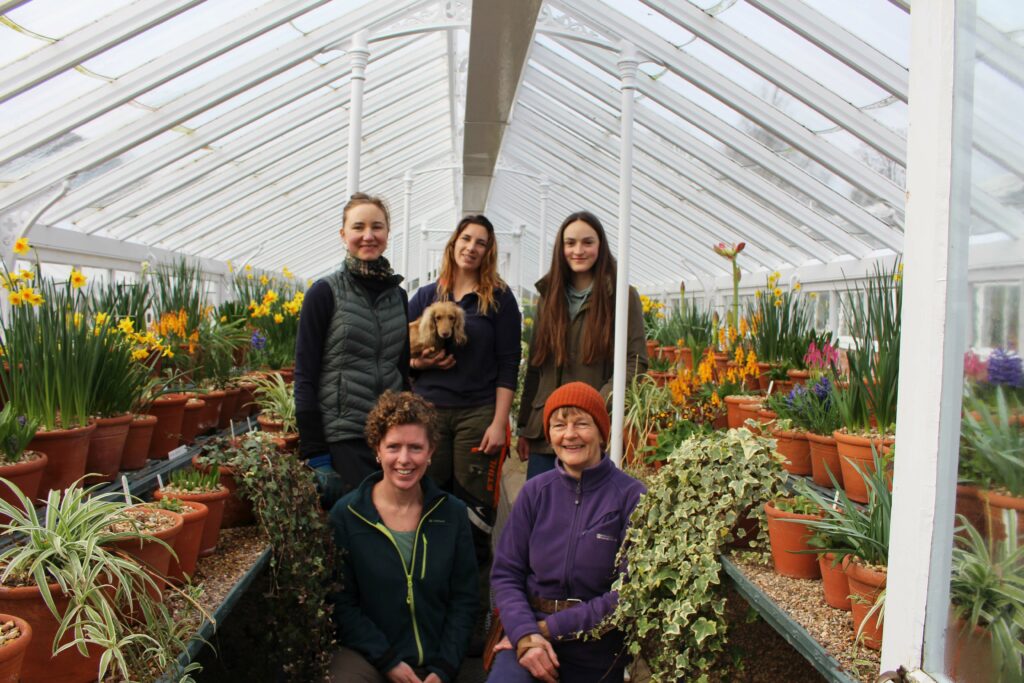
<box><xmin>409</xmin><ymin>300</ymin><xmax>468</xmax><ymax>357</ymax></box>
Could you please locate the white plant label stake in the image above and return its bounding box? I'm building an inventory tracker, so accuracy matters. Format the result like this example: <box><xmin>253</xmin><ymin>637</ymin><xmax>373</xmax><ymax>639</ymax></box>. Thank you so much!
<box><xmin>157</xmin><ymin>474</ymin><xmax>164</xmax><ymax>490</ymax></box>
<box><xmin>230</xmin><ymin>419</ymin><xmax>235</xmax><ymax>435</ymax></box>
<box><xmin>121</xmin><ymin>476</ymin><xmax>132</xmax><ymax>506</ymax></box>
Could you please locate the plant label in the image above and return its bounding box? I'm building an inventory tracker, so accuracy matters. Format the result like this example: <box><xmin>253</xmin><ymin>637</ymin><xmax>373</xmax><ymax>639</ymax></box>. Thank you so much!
<box><xmin>121</xmin><ymin>475</ymin><xmax>131</xmax><ymax>505</ymax></box>
<box><xmin>168</xmin><ymin>446</ymin><xmax>188</xmax><ymax>460</ymax></box>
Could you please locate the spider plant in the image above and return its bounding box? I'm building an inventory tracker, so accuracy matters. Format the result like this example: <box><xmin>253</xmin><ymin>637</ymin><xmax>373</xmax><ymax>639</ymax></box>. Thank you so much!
<box><xmin>0</xmin><ymin>404</ymin><xmax>39</xmax><ymax>465</ymax></box>
<box><xmin>619</xmin><ymin>374</ymin><xmax>675</xmax><ymax>451</ymax></box>
<box><xmin>950</xmin><ymin>514</ymin><xmax>1024</xmax><ymax>681</ymax></box>
<box><xmin>249</xmin><ymin>372</ymin><xmax>296</xmax><ymax>432</ymax></box>
<box><xmin>960</xmin><ymin>386</ymin><xmax>1024</xmax><ymax>497</ymax></box>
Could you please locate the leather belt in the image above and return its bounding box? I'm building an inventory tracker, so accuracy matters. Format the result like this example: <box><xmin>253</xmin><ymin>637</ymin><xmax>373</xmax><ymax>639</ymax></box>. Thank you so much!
<box><xmin>529</xmin><ymin>596</ymin><xmax>583</xmax><ymax>614</ymax></box>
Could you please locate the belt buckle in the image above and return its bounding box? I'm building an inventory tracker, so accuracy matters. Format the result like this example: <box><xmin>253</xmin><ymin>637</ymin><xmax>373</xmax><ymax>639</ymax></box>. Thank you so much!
<box><xmin>554</xmin><ymin>598</ymin><xmax>582</xmax><ymax>611</ymax></box>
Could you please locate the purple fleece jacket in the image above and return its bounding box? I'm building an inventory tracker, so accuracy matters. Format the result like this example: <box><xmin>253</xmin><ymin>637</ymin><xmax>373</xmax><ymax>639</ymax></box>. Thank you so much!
<box><xmin>491</xmin><ymin>455</ymin><xmax>645</xmax><ymax>651</ymax></box>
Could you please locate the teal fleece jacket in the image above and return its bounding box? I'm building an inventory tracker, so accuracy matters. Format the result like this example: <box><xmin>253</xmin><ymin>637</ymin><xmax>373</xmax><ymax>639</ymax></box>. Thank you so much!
<box><xmin>329</xmin><ymin>473</ymin><xmax>478</xmax><ymax>682</ymax></box>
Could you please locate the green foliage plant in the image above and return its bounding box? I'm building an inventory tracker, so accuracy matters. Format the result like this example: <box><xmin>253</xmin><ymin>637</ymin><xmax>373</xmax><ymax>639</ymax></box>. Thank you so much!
<box><xmin>196</xmin><ymin>433</ymin><xmax>335</xmax><ymax>681</ymax></box>
<box><xmin>959</xmin><ymin>386</ymin><xmax>1024</xmax><ymax>496</ymax></box>
<box><xmin>249</xmin><ymin>372</ymin><xmax>297</xmax><ymax>432</ymax></box>
<box><xmin>950</xmin><ymin>514</ymin><xmax>1024</xmax><ymax>680</ymax></box>
<box><xmin>601</xmin><ymin>428</ymin><xmax>788</xmax><ymax>681</ymax></box>
<box><xmin>620</xmin><ymin>374</ymin><xmax>675</xmax><ymax>452</ymax></box>
<box><xmin>772</xmin><ymin>494</ymin><xmax>819</xmax><ymax>516</ymax></box>
<box><xmin>167</xmin><ymin>467</ymin><xmax>222</xmax><ymax>494</ymax></box>
<box><xmin>89</xmin><ymin>319</ymin><xmax>158</xmax><ymax>418</ymax></box>
<box><xmin>0</xmin><ymin>405</ymin><xmax>40</xmax><ymax>465</ymax></box>
<box><xmin>746</xmin><ymin>274</ymin><xmax>814</xmax><ymax>365</ymax></box>
<box><xmin>677</xmin><ymin>299</ymin><xmax>716</xmax><ymax>372</ymax></box>
<box><xmin>193</xmin><ymin>316</ymin><xmax>248</xmax><ymax>388</ymax></box>
<box><xmin>0</xmin><ymin>480</ymin><xmax>201</xmax><ymax>681</ymax></box>
<box><xmin>841</xmin><ymin>260</ymin><xmax>903</xmax><ymax>433</ymax></box>
<box><xmin>643</xmin><ymin>419</ymin><xmax>712</xmax><ymax>464</ymax></box>
<box><xmin>88</xmin><ymin>273</ymin><xmax>152</xmax><ymax>337</ymax></box>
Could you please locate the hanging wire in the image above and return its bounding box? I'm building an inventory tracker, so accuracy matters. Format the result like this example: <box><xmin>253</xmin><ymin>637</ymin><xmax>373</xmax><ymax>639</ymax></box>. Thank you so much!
<box><xmin>0</xmin><ymin>16</ymin><xmax>113</xmax><ymax>82</ymax></box>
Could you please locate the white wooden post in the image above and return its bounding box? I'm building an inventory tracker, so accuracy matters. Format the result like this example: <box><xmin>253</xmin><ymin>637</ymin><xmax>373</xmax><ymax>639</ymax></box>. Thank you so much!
<box><xmin>401</xmin><ymin>170</ymin><xmax>413</xmax><ymax>286</ymax></box>
<box><xmin>346</xmin><ymin>29</ymin><xmax>370</xmax><ymax>196</ymax></box>
<box><xmin>610</xmin><ymin>43</ymin><xmax>640</xmax><ymax>467</ymax></box>
<box><xmin>883</xmin><ymin>0</ymin><xmax>975</xmax><ymax>675</ymax></box>
<box><xmin>538</xmin><ymin>178</ymin><xmax>550</xmax><ymax>279</ymax></box>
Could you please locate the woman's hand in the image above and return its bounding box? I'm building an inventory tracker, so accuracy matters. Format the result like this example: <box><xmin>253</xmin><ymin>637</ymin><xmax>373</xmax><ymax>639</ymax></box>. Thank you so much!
<box><xmin>492</xmin><ymin>635</ymin><xmax>513</xmax><ymax>652</ymax></box>
<box><xmin>386</xmin><ymin>662</ymin><xmax>422</xmax><ymax>683</ymax></box>
<box><xmin>516</xmin><ymin>634</ymin><xmax>559</xmax><ymax>682</ymax></box>
<box><xmin>479</xmin><ymin>421</ymin><xmax>507</xmax><ymax>455</ymax></box>
<box><xmin>412</xmin><ymin>348</ymin><xmax>455</xmax><ymax>371</ymax></box>
<box><xmin>516</xmin><ymin>435</ymin><xmax>531</xmax><ymax>462</ymax></box>
<box><xmin>423</xmin><ymin>675</ymin><xmax>442</xmax><ymax>683</ymax></box>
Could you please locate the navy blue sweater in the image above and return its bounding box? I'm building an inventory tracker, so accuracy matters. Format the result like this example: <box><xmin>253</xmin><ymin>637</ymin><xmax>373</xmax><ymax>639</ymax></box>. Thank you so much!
<box><xmin>408</xmin><ymin>283</ymin><xmax>521</xmax><ymax>409</ymax></box>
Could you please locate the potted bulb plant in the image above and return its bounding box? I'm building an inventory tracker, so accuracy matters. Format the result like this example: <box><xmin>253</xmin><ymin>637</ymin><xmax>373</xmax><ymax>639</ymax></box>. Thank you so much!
<box><xmin>0</xmin><ymin>406</ymin><xmax>45</xmax><ymax>523</ymax></box>
<box><xmin>153</xmin><ymin>467</ymin><xmax>229</xmax><ymax>557</ymax></box>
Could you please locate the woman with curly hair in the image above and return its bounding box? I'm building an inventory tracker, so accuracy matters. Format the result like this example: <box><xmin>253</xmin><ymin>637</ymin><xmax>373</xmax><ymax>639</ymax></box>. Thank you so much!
<box><xmin>329</xmin><ymin>391</ymin><xmax>478</xmax><ymax>682</ymax></box>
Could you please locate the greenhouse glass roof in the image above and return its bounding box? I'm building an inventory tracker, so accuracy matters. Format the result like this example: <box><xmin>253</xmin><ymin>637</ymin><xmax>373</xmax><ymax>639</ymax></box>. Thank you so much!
<box><xmin>0</xmin><ymin>1</ymin><xmax>1019</xmax><ymax>287</ymax></box>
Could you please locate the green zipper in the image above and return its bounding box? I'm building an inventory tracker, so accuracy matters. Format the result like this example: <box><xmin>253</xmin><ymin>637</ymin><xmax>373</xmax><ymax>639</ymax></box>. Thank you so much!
<box><xmin>420</xmin><ymin>535</ymin><xmax>428</xmax><ymax>579</ymax></box>
<box><xmin>349</xmin><ymin>497</ymin><xmax>446</xmax><ymax>666</ymax></box>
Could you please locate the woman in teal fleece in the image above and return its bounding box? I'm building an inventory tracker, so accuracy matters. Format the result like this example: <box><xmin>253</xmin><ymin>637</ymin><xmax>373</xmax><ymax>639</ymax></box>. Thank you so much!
<box><xmin>329</xmin><ymin>391</ymin><xmax>478</xmax><ymax>683</ymax></box>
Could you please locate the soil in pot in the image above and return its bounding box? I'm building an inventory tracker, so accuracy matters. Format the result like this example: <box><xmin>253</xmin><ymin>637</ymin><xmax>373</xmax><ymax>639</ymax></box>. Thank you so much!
<box><xmin>179</xmin><ymin>398</ymin><xmax>205</xmax><ymax>446</ymax></box>
<box><xmin>765</xmin><ymin>501</ymin><xmax>821</xmax><ymax>579</ymax></box>
<box><xmin>106</xmin><ymin>506</ymin><xmax>183</xmax><ymax>602</ymax></box>
<box><xmin>0</xmin><ymin>613</ymin><xmax>31</xmax><ymax>682</ymax></box>
<box><xmin>217</xmin><ymin>388</ymin><xmax>241</xmax><ymax>430</ymax></box>
<box><xmin>146</xmin><ymin>394</ymin><xmax>189</xmax><ymax>459</ymax></box>
<box><xmin>806</xmin><ymin>431</ymin><xmax>843</xmax><ymax>488</ymax></box>
<box><xmin>84</xmin><ymin>414</ymin><xmax>132</xmax><ymax>485</ymax></box>
<box><xmin>819</xmin><ymin>553</ymin><xmax>851</xmax><ymax>610</ymax></box>
<box><xmin>29</xmin><ymin>423</ymin><xmax>96</xmax><ymax>495</ymax></box>
<box><xmin>121</xmin><ymin>414</ymin><xmax>157</xmax><ymax>470</ymax></box>
<box><xmin>0</xmin><ymin>452</ymin><xmax>47</xmax><ymax>525</ymax></box>
<box><xmin>190</xmin><ymin>455</ymin><xmax>253</xmax><ymax>529</ymax></box>
<box><xmin>834</xmin><ymin>430</ymin><xmax>894</xmax><ymax>504</ymax></box>
<box><xmin>0</xmin><ymin>581</ymin><xmax>103</xmax><ymax>683</ymax></box>
<box><xmin>154</xmin><ymin>485</ymin><xmax>230</xmax><ymax>558</ymax></box>
<box><xmin>770</xmin><ymin>429</ymin><xmax>812</xmax><ymax>475</ymax></box>
<box><xmin>846</xmin><ymin>559</ymin><xmax>886</xmax><ymax>650</ymax></box>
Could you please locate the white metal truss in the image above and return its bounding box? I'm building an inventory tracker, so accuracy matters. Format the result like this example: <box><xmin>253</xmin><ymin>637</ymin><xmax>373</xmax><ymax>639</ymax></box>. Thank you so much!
<box><xmin>0</xmin><ymin>0</ymin><xmax>207</xmax><ymax>104</ymax></box>
<box><xmin>551</xmin><ymin>0</ymin><xmax>905</xmax><ymax>208</ymax></box>
<box><xmin>0</xmin><ymin>0</ymin><xmax>336</xmax><ymax>168</ymax></box>
<box><xmin>641</xmin><ymin>0</ymin><xmax>906</xmax><ymax>162</ymax></box>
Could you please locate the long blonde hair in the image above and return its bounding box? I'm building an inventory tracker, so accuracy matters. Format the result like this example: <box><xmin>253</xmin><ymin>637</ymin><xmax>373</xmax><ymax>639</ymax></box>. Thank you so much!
<box><xmin>436</xmin><ymin>215</ymin><xmax>506</xmax><ymax>314</ymax></box>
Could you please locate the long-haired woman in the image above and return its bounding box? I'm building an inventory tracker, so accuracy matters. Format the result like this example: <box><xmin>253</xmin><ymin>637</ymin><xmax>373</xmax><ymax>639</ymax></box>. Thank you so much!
<box><xmin>516</xmin><ymin>211</ymin><xmax>647</xmax><ymax>479</ymax></box>
<box><xmin>295</xmin><ymin>193</ymin><xmax>410</xmax><ymax>509</ymax></box>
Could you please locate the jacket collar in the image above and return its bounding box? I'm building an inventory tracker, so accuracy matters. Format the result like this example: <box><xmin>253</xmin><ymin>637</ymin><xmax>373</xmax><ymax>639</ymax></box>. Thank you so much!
<box><xmin>535</xmin><ymin>274</ymin><xmax>613</xmax><ymax>299</ymax></box>
<box><xmin>348</xmin><ymin>470</ymin><xmax>447</xmax><ymax>522</ymax></box>
<box><xmin>338</xmin><ymin>258</ymin><xmax>404</xmax><ymax>289</ymax></box>
<box><xmin>554</xmin><ymin>452</ymin><xmax>615</xmax><ymax>492</ymax></box>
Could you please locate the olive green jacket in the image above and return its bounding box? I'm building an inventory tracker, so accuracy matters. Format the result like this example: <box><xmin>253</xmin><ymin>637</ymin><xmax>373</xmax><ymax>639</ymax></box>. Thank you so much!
<box><xmin>517</xmin><ymin>276</ymin><xmax>648</xmax><ymax>454</ymax></box>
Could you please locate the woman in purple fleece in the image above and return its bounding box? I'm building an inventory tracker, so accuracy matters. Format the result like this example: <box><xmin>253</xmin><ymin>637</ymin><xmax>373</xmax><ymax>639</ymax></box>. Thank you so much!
<box><xmin>489</xmin><ymin>382</ymin><xmax>645</xmax><ymax>682</ymax></box>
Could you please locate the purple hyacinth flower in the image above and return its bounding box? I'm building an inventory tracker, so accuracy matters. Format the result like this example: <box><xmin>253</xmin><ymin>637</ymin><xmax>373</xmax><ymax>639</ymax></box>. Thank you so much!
<box><xmin>988</xmin><ymin>348</ymin><xmax>1024</xmax><ymax>388</ymax></box>
<box><xmin>812</xmin><ymin>376</ymin><xmax>831</xmax><ymax>402</ymax></box>
<box><xmin>250</xmin><ymin>330</ymin><xmax>267</xmax><ymax>351</ymax></box>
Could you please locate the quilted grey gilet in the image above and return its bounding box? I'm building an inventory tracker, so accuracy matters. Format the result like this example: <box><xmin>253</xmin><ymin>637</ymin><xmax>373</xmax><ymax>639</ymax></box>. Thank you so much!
<box><xmin>318</xmin><ymin>265</ymin><xmax>407</xmax><ymax>443</ymax></box>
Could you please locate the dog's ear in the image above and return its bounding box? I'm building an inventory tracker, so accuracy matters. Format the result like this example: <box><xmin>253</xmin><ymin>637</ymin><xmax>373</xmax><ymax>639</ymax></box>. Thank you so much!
<box><xmin>454</xmin><ymin>307</ymin><xmax>468</xmax><ymax>346</ymax></box>
<box><xmin>419</xmin><ymin>306</ymin><xmax>437</xmax><ymax>345</ymax></box>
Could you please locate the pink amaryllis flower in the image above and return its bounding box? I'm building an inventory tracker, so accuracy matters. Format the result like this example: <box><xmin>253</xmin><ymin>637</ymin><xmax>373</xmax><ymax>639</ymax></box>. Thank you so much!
<box><xmin>963</xmin><ymin>350</ymin><xmax>988</xmax><ymax>383</ymax></box>
<box><xmin>713</xmin><ymin>242</ymin><xmax>745</xmax><ymax>260</ymax></box>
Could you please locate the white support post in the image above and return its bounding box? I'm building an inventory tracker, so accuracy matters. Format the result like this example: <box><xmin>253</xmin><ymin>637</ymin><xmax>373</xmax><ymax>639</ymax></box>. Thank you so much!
<box><xmin>610</xmin><ymin>43</ymin><xmax>640</xmax><ymax>468</ymax></box>
<box><xmin>419</xmin><ymin>222</ymin><xmax>429</xmax><ymax>287</ymax></box>
<box><xmin>346</xmin><ymin>29</ymin><xmax>370</xmax><ymax>196</ymax></box>
<box><xmin>538</xmin><ymin>178</ymin><xmax>551</xmax><ymax>280</ymax></box>
<box><xmin>882</xmin><ymin>0</ymin><xmax>974</xmax><ymax>675</ymax></box>
<box><xmin>513</xmin><ymin>224</ymin><xmax>525</xmax><ymax>302</ymax></box>
<box><xmin>402</xmin><ymin>170</ymin><xmax>414</xmax><ymax>287</ymax></box>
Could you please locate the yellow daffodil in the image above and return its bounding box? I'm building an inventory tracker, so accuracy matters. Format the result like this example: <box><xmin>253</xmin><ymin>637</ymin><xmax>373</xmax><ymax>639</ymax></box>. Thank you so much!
<box><xmin>263</xmin><ymin>290</ymin><xmax>278</xmax><ymax>305</ymax></box>
<box><xmin>18</xmin><ymin>269</ymin><xmax>33</xmax><ymax>281</ymax></box>
<box><xmin>282</xmin><ymin>267</ymin><xmax>294</xmax><ymax>279</ymax></box>
<box><xmin>246</xmin><ymin>273</ymin><xmax>254</xmax><ymax>280</ymax></box>
<box><xmin>260</xmin><ymin>274</ymin><xmax>269</xmax><ymax>286</ymax></box>
<box><xmin>274</xmin><ymin>314</ymin><xmax>284</xmax><ymax>324</ymax></box>
<box><xmin>95</xmin><ymin>312</ymin><xmax>109</xmax><ymax>327</ymax></box>
<box><xmin>26</xmin><ymin>291</ymin><xmax>44</xmax><ymax>306</ymax></box>
<box><xmin>772</xmin><ymin>287</ymin><xmax>782</xmax><ymax>298</ymax></box>
<box><xmin>70</xmin><ymin>269</ymin><xmax>87</xmax><ymax>289</ymax></box>
<box><xmin>809</xmin><ymin>292</ymin><xmax>818</xmax><ymax>299</ymax></box>
<box><xmin>306</xmin><ymin>279</ymin><xmax>313</xmax><ymax>288</ymax></box>
<box><xmin>755</xmin><ymin>289</ymin><xmax>762</xmax><ymax>298</ymax></box>
<box><xmin>220</xmin><ymin>315</ymin><xmax>227</xmax><ymax>323</ymax></box>
<box><xmin>793</xmin><ymin>282</ymin><xmax>802</xmax><ymax>291</ymax></box>
<box><xmin>774</xmin><ymin>299</ymin><xmax>783</xmax><ymax>307</ymax></box>
<box><xmin>244</xmin><ymin>264</ymin><xmax>252</xmax><ymax>272</ymax></box>
<box><xmin>72</xmin><ymin>312</ymin><xmax>83</xmax><ymax>327</ymax></box>
<box><xmin>131</xmin><ymin>348</ymin><xmax>149</xmax><ymax>361</ymax></box>
<box><xmin>8</xmin><ymin>290</ymin><xmax>23</xmax><ymax>306</ymax></box>
<box><xmin>13</xmin><ymin>237</ymin><xmax>30</xmax><ymax>255</ymax></box>
<box><xmin>118</xmin><ymin>318</ymin><xmax>135</xmax><ymax>334</ymax></box>
<box><xmin>227</xmin><ymin>260</ymin><xmax>234</xmax><ymax>273</ymax></box>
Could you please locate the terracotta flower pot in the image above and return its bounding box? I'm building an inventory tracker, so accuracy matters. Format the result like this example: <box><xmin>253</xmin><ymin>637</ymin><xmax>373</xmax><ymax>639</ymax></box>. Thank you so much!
<box><xmin>649</xmin><ymin>371</ymin><xmax>673</xmax><ymax>387</ymax></box>
<box><xmin>0</xmin><ymin>452</ymin><xmax>47</xmax><ymax>525</ymax></box>
<box><xmin>765</xmin><ymin>502</ymin><xmax>821</xmax><ymax>579</ymax></box>
<box><xmin>787</xmin><ymin>369</ymin><xmax>810</xmax><ymax>386</ymax></box>
<box><xmin>738</xmin><ymin>402</ymin><xmax>763</xmax><ymax>434</ymax></box>
<box><xmin>278</xmin><ymin>367</ymin><xmax>295</xmax><ymax>385</ymax></box>
<box><xmin>0</xmin><ymin>583</ymin><xmax>103</xmax><ymax>683</ymax></box>
<box><xmin>108</xmin><ymin>507</ymin><xmax>183</xmax><ymax>602</ymax></box>
<box><xmin>84</xmin><ymin>414</ymin><xmax>132</xmax><ymax>484</ymax></box>
<box><xmin>217</xmin><ymin>387</ymin><xmax>242</xmax><ymax>430</ymax></box>
<box><xmin>146</xmin><ymin>394</ymin><xmax>189</xmax><ymax>459</ymax></box>
<box><xmin>645</xmin><ymin>339</ymin><xmax>658</xmax><ymax>359</ymax></box>
<box><xmin>154</xmin><ymin>486</ymin><xmax>230</xmax><ymax>558</ymax></box>
<box><xmin>756</xmin><ymin>362</ymin><xmax>773</xmax><ymax>392</ymax></box>
<box><xmin>770</xmin><ymin>429</ymin><xmax>812</xmax><ymax>475</ymax></box>
<box><xmin>234</xmin><ymin>381</ymin><xmax>257</xmax><ymax>420</ymax></box>
<box><xmin>191</xmin><ymin>455</ymin><xmax>253</xmax><ymax>529</ymax></box>
<box><xmin>711</xmin><ymin>413</ymin><xmax>729</xmax><ymax>430</ymax></box>
<box><xmin>256</xmin><ymin>414</ymin><xmax>285</xmax><ymax>434</ymax></box>
<box><xmin>725</xmin><ymin>395</ymin><xmax>760</xmax><ymax>429</ymax></box>
<box><xmin>678</xmin><ymin>347</ymin><xmax>693</xmax><ymax>371</ymax></box>
<box><xmin>121</xmin><ymin>414</ymin><xmax>157</xmax><ymax>470</ymax></box>
<box><xmin>712</xmin><ymin>353</ymin><xmax>729</xmax><ymax>378</ymax></box>
<box><xmin>833</xmin><ymin>430</ymin><xmax>894</xmax><ymax>504</ymax></box>
<box><xmin>954</xmin><ymin>484</ymin><xmax>986</xmax><ymax>537</ymax></box>
<box><xmin>0</xmin><ymin>613</ymin><xmax>31</xmax><ymax>682</ymax></box>
<box><xmin>945</xmin><ymin>614</ymin><xmax>998</xmax><ymax>683</ymax></box>
<box><xmin>197</xmin><ymin>390</ymin><xmax>225</xmax><ymax>434</ymax></box>
<box><xmin>771</xmin><ymin>379</ymin><xmax>795</xmax><ymax>396</ymax></box>
<box><xmin>819</xmin><ymin>553</ymin><xmax>851</xmax><ymax>610</ymax></box>
<box><xmin>655</xmin><ymin>346</ymin><xmax>678</xmax><ymax>364</ymax></box>
<box><xmin>179</xmin><ymin>398</ymin><xmax>206</xmax><ymax>446</ymax></box>
<box><xmin>272</xmin><ymin>432</ymin><xmax>300</xmax><ymax>454</ymax></box>
<box><xmin>29</xmin><ymin>423</ymin><xmax>96</xmax><ymax>494</ymax></box>
<box><xmin>978</xmin><ymin>488</ymin><xmax>1024</xmax><ymax>543</ymax></box>
<box><xmin>756</xmin><ymin>408</ymin><xmax>777</xmax><ymax>425</ymax></box>
<box><xmin>162</xmin><ymin>500</ymin><xmax>208</xmax><ymax>584</ymax></box>
<box><xmin>846</xmin><ymin>559</ymin><xmax>886</xmax><ymax>650</ymax></box>
<box><xmin>806</xmin><ymin>431</ymin><xmax>843</xmax><ymax>488</ymax></box>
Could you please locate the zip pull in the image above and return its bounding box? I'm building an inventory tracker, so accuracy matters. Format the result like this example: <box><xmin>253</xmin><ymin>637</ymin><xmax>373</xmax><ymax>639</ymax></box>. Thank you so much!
<box><xmin>575</xmin><ymin>480</ymin><xmax>581</xmax><ymax>505</ymax></box>
<box><xmin>406</xmin><ymin>575</ymin><xmax>413</xmax><ymax>605</ymax></box>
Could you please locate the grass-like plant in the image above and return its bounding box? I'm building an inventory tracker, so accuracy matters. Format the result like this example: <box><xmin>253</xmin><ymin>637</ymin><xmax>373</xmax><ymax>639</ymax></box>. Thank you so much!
<box><xmin>167</xmin><ymin>466</ymin><xmax>222</xmax><ymax>493</ymax></box>
<box><xmin>950</xmin><ymin>514</ymin><xmax>1024</xmax><ymax>680</ymax></box>
<box><xmin>0</xmin><ymin>480</ymin><xmax>199</xmax><ymax>681</ymax></box>
<box><xmin>620</xmin><ymin>374</ymin><xmax>675</xmax><ymax>452</ymax></box>
<box><xmin>747</xmin><ymin>273</ymin><xmax>815</xmax><ymax>365</ymax></box>
<box><xmin>249</xmin><ymin>372</ymin><xmax>297</xmax><ymax>432</ymax></box>
<box><xmin>960</xmin><ymin>386</ymin><xmax>1024</xmax><ymax>497</ymax></box>
<box><xmin>0</xmin><ymin>404</ymin><xmax>39</xmax><ymax>465</ymax></box>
